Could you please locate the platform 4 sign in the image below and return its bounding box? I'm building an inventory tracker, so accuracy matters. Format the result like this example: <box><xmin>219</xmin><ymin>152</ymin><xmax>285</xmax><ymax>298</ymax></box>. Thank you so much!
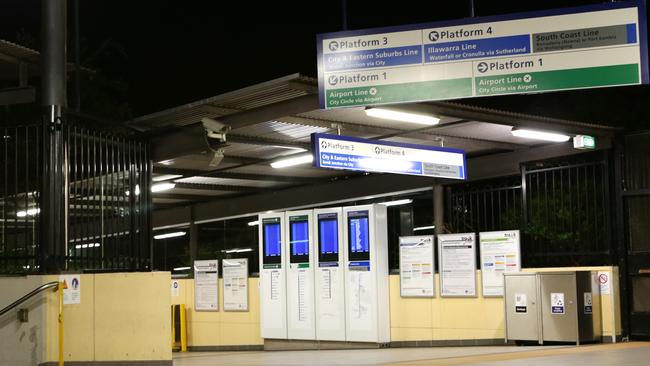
<box><xmin>311</xmin><ymin>133</ymin><xmax>466</xmax><ymax>180</ymax></box>
<box><xmin>317</xmin><ymin>1</ymin><xmax>648</xmax><ymax>109</ymax></box>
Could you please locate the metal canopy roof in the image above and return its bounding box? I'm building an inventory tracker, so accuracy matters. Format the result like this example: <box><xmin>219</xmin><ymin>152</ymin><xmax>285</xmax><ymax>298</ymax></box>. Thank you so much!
<box><xmin>126</xmin><ymin>74</ymin><xmax>619</xmax><ymax>210</ymax></box>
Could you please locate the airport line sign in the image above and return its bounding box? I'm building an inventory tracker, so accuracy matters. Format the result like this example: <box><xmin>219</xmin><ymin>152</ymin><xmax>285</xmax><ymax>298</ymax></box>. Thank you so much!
<box><xmin>317</xmin><ymin>1</ymin><xmax>648</xmax><ymax>109</ymax></box>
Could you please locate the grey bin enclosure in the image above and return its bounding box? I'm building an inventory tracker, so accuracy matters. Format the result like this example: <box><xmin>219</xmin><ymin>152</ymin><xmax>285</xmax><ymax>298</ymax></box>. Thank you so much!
<box><xmin>504</xmin><ymin>271</ymin><xmax>602</xmax><ymax>345</ymax></box>
<box><xmin>504</xmin><ymin>272</ymin><xmax>542</xmax><ymax>343</ymax></box>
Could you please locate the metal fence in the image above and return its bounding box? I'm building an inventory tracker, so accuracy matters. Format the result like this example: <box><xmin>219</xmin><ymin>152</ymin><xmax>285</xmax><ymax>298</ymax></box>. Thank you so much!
<box><xmin>0</xmin><ymin>124</ymin><xmax>41</xmax><ymax>273</ymax></box>
<box><xmin>522</xmin><ymin>153</ymin><xmax>611</xmax><ymax>267</ymax></box>
<box><xmin>0</xmin><ymin>120</ymin><xmax>152</xmax><ymax>274</ymax></box>
<box><xmin>447</xmin><ymin>152</ymin><xmax>612</xmax><ymax>268</ymax></box>
<box><xmin>447</xmin><ymin>176</ymin><xmax>522</xmax><ymax>234</ymax></box>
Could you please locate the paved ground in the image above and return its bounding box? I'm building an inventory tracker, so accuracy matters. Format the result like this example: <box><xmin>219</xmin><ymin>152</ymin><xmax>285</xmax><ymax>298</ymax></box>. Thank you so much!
<box><xmin>173</xmin><ymin>342</ymin><xmax>650</xmax><ymax>366</ymax></box>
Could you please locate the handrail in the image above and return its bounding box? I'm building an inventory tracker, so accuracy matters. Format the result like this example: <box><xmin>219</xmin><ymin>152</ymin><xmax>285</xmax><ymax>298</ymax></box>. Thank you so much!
<box><xmin>0</xmin><ymin>281</ymin><xmax>60</xmax><ymax>317</ymax></box>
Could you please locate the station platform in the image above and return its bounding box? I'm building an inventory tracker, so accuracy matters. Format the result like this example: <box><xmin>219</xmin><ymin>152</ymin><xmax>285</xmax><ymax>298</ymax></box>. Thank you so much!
<box><xmin>173</xmin><ymin>342</ymin><xmax>650</xmax><ymax>366</ymax></box>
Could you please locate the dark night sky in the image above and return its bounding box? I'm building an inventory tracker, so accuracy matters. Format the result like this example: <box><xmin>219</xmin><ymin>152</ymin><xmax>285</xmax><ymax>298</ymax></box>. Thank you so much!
<box><xmin>0</xmin><ymin>0</ymin><xmax>649</xmax><ymax>128</ymax></box>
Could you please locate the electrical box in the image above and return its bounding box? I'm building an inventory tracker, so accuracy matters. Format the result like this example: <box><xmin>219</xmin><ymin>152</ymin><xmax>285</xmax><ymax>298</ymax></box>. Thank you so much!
<box><xmin>342</xmin><ymin>204</ymin><xmax>390</xmax><ymax>343</ymax></box>
<box><xmin>285</xmin><ymin>210</ymin><xmax>316</xmax><ymax>340</ymax></box>
<box><xmin>258</xmin><ymin>212</ymin><xmax>287</xmax><ymax>339</ymax></box>
<box><xmin>314</xmin><ymin>208</ymin><xmax>346</xmax><ymax>341</ymax></box>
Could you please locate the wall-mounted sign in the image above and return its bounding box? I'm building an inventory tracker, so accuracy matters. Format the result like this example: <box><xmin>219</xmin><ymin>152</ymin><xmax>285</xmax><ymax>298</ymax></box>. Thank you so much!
<box><xmin>399</xmin><ymin>235</ymin><xmax>435</xmax><ymax>297</ymax></box>
<box><xmin>59</xmin><ymin>274</ymin><xmax>81</xmax><ymax>305</ymax></box>
<box><xmin>480</xmin><ymin>230</ymin><xmax>521</xmax><ymax>297</ymax></box>
<box><xmin>223</xmin><ymin>258</ymin><xmax>249</xmax><ymax>311</ymax></box>
<box><xmin>438</xmin><ymin>233</ymin><xmax>476</xmax><ymax>297</ymax></box>
<box><xmin>317</xmin><ymin>1</ymin><xmax>648</xmax><ymax>109</ymax></box>
<box><xmin>311</xmin><ymin>133</ymin><xmax>466</xmax><ymax>180</ymax></box>
<box><xmin>194</xmin><ymin>259</ymin><xmax>219</xmax><ymax>311</ymax></box>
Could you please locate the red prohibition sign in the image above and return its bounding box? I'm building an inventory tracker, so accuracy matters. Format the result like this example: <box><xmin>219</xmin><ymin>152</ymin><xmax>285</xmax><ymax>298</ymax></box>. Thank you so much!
<box><xmin>599</xmin><ymin>273</ymin><xmax>608</xmax><ymax>284</ymax></box>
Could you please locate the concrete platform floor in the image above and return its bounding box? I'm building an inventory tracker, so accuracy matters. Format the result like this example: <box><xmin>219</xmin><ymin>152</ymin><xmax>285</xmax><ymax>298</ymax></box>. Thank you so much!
<box><xmin>173</xmin><ymin>342</ymin><xmax>650</xmax><ymax>366</ymax></box>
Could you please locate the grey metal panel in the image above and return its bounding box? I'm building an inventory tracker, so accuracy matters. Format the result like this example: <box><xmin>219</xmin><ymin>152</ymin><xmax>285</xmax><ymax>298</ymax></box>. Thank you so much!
<box><xmin>504</xmin><ymin>273</ymin><xmax>541</xmax><ymax>342</ymax></box>
<box><xmin>576</xmin><ymin>271</ymin><xmax>602</xmax><ymax>342</ymax></box>
<box><xmin>540</xmin><ymin>273</ymin><xmax>578</xmax><ymax>343</ymax></box>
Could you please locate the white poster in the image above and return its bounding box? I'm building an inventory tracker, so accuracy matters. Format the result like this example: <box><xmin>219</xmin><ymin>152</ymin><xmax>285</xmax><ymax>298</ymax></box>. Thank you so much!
<box><xmin>349</xmin><ymin>270</ymin><xmax>371</xmax><ymax>329</ymax></box>
<box><xmin>171</xmin><ymin>280</ymin><xmax>180</xmax><ymax>297</ymax></box>
<box><xmin>400</xmin><ymin>235</ymin><xmax>435</xmax><ymax>297</ymax></box>
<box><xmin>438</xmin><ymin>233</ymin><xmax>476</xmax><ymax>297</ymax></box>
<box><xmin>223</xmin><ymin>258</ymin><xmax>248</xmax><ymax>311</ymax></box>
<box><xmin>551</xmin><ymin>292</ymin><xmax>565</xmax><ymax>314</ymax></box>
<box><xmin>584</xmin><ymin>292</ymin><xmax>593</xmax><ymax>315</ymax></box>
<box><xmin>59</xmin><ymin>274</ymin><xmax>81</xmax><ymax>305</ymax></box>
<box><xmin>480</xmin><ymin>230</ymin><xmax>521</xmax><ymax>297</ymax></box>
<box><xmin>194</xmin><ymin>259</ymin><xmax>219</xmax><ymax>311</ymax></box>
<box><xmin>598</xmin><ymin>271</ymin><xmax>611</xmax><ymax>295</ymax></box>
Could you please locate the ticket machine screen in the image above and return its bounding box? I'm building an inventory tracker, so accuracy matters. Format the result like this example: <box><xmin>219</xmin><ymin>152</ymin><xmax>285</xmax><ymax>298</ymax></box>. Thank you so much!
<box><xmin>263</xmin><ymin>222</ymin><xmax>282</xmax><ymax>264</ymax></box>
<box><xmin>318</xmin><ymin>213</ymin><xmax>339</xmax><ymax>263</ymax></box>
<box><xmin>347</xmin><ymin>211</ymin><xmax>370</xmax><ymax>261</ymax></box>
<box><xmin>290</xmin><ymin>219</ymin><xmax>310</xmax><ymax>263</ymax></box>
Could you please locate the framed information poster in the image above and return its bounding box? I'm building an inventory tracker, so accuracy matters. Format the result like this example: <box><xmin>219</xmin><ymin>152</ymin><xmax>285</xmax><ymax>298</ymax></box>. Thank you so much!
<box><xmin>223</xmin><ymin>258</ymin><xmax>249</xmax><ymax>311</ymax></box>
<box><xmin>399</xmin><ymin>235</ymin><xmax>435</xmax><ymax>297</ymax></box>
<box><xmin>479</xmin><ymin>230</ymin><xmax>521</xmax><ymax>297</ymax></box>
<box><xmin>194</xmin><ymin>259</ymin><xmax>219</xmax><ymax>311</ymax></box>
<box><xmin>438</xmin><ymin>233</ymin><xmax>477</xmax><ymax>297</ymax></box>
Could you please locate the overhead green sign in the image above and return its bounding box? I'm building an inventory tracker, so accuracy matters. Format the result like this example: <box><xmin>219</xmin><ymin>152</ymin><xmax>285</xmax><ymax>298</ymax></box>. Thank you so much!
<box><xmin>317</xmin><ymin>2</ymin><xmax>648</xmax><ymax>109</ymax></box>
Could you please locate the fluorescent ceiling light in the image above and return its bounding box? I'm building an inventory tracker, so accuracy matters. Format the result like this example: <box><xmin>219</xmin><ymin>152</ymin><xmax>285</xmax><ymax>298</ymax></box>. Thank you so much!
<box><xmin>154</xmin><ymin>231</ymin><xmax>186</xmax><ymax>240</ymax></box>
<box><xmin>153</xmin><ymin>174</ymin><xmax>182</xmax><ymax>182</ymax></box>
<box><xmin>151</xmin><ymin>182</ymin><xmax>176</xmax><ymax>192</ymax></box>
<box><xmin>270</xmin><ymin>154</ymin><xmax>313</xmax><ymax>168</ymax></box>
<box><xmin>223</xmin><ymin>248</ymin><xmax>254</xmax><ymax>254</ymax></box>
<box><xmin>17</xmin><ymin>208</ymin><xmax>40</xmax><ymax>217</ymax></box>
<box><xmin>248</xmin><ymin>220</ymin><xmax>259</xmax><ymax>226</ymax></box>
<box><xmin>365</xmin><ymin>107</ymin><xmax>440</xmax><ymax>125</ymax></box>
<box><xmin>511</xmin><ymin>128</ymin><xmax>570</xmax><ymax>142</ymax></box>
<box><xmin>173</xmin><ymin>266</ymin><xmax>191</xmax><ymax>271</ymax></box>
<box><xmin>75</xmin><ymin>243</ymin><xmax>100</xmax><ymax>249</ymax></box>
<box><xmin>380</xmin><ymin>199</ymin><xmax>413</xmax><ymax>207</ymax></box>
<box><xmin>413</xmin><ymin>225</ymin><xmax>435</xmax><ymax>232</ymax></box>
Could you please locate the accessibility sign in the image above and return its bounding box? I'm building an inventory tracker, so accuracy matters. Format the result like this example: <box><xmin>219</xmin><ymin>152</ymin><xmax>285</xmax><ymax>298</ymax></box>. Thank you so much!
<box><xmin>317</xmin><ymin>1</ymin><xmax>648</xmax><ymax>109</ymax></box>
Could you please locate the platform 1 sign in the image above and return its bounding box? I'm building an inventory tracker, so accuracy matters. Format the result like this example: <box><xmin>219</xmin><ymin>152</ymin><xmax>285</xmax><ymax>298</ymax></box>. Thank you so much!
<box><xmin>311</xmin><ymin>133</ymin><xmax>466</xmax><ymax>179</ymax></box>
<box><xmin>317</xmin><ymin>1</ymin><xmax>648</xmax><ymax>109</ymax></box>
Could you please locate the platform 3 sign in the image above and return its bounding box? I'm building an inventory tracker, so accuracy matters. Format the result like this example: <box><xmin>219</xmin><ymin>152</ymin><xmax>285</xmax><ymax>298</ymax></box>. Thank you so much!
<box><xmin>311</xmin><ymin>133</ymin><xmax>466</xmax><ymax>179</ymax></box>
<box><xmin>317</xmin><ymin>1</ymin><xmax>648</xmax><ymax>109</ymax></box>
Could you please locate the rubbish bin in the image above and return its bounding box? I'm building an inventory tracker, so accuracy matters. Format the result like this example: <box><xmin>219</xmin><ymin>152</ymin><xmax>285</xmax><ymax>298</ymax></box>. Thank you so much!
<box><xmin>539</xmin><ymin>271</ymin><xmax>601</xmax><ymax>344</ymax></box>
<box><xmin>504</xmin><ymin>272</ymin><xmax>542</xmax><ymax>344</ymax></box>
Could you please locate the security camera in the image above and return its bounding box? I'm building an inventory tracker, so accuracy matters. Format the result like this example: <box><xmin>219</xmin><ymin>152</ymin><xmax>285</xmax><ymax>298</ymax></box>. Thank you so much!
<box><xmin>201</xmin><ymin>117</ymin><xmax>231</xmax><ymax>142</ymax></box>
<box><xmin>201</xmin><ymin>118</ymin><xmax>231</xmax><ymax>167</ymax></box>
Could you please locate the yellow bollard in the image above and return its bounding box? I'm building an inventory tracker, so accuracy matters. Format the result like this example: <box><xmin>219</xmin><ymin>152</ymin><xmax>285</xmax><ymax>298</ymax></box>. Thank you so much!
<box><xmin>58</xmin><ymin>281</ymin><xmax>67</xmax><ymax>366</ymax></box>
<box><xmin>179</xmin><ymin>304</ymin><xmax>187</xmax><ymax>352</ymax></box>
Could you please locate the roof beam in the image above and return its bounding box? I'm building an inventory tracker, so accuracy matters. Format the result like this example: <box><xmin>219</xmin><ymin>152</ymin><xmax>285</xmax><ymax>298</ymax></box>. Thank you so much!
<box><xmin>426</xmin><ymin>101</ymin><xmax>619</xmax><ymax>137</ymax></box>
<box><xmin>153</xmin><ymin>167</ymin><xmax>324</xmax><ymax>184</ymax></box>
<box><xmin>281</xmin><ymin>115</ymin><xmax>523</xmax><ymax>151</ymax></box>
<box><xmin>227</xmin><ymin>134</ymin><xmax>310</xmax><ymax>150</ymax></box>
<box><xmin>174</xmin><ymin>182</ymin><xmax>271</xmax><ymax>193</ymax></box>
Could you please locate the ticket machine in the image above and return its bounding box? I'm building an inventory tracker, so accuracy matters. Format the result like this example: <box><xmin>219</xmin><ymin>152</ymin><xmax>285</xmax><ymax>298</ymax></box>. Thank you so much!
<box><xmin>284</xmin><ymin>210</ymin><xmax>316</xmax><ymax>340</ymax></box>
<box><xmin>313</xmin><ymin>208</ymin><xmax>346</xmax><ymax>341</ymax></box>
<box><xmin>342</xmin><ymin>204</ymin><xmax>390</xmax><ymax>343</ymax></box>
<box><xmin>258</xmin><ymin>212</ymin><xmax>287</xmax><ymax>339</ymax></box>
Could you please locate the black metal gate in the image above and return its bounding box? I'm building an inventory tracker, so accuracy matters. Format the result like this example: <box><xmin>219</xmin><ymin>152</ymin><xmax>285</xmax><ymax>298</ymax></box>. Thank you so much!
<box><xmin>617</xmin><ymin>132</ymin><xmax>650</xmax><ymax>339</ymax></box>
<box><xmin>0</xmin><ymin>120</ymin><xmax>152</xmax><ymax>274</ymax></box>
<box><xmin>447</xmin><ymin>152</ymin><xmax>613</xmax><ymax>269</ymax></box>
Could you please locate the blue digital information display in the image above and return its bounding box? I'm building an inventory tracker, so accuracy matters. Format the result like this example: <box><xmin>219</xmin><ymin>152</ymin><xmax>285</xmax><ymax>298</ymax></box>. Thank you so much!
<box><xmin>264</xmin><ymin>223</ymin><xmax>281</xmax><ymax>257</ymax></box>
<box><xmin>319</xmin><ymin>219</ymin><xmax>339</xmax><ymax>254</ymax></box>
<box><xmin>349</xmin><ymin>217</ymin><xmax>370</xmax><ymax>253</ymax></box>
<box><xmin>290</xmin><ymin>221</ymin><xmax>310</xmax><ymax>256</ymax></box>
